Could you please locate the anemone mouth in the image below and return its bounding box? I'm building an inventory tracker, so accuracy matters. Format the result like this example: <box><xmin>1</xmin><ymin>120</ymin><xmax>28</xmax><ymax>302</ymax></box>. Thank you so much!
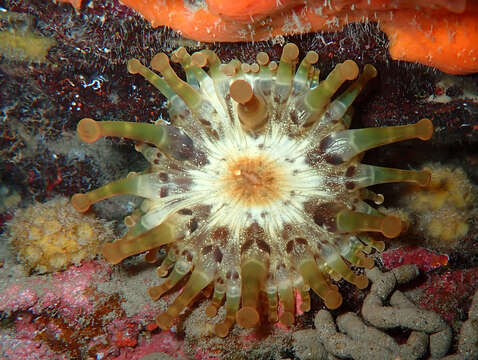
<box><xmin>222</xmin><ymin>154</ymin><xmax>287</xmax><ymax>207</ymax></box>
<box><xmin>72</xmin><ymin>43</ymin><xmax>434</xmax><ymax>337</ymax></box>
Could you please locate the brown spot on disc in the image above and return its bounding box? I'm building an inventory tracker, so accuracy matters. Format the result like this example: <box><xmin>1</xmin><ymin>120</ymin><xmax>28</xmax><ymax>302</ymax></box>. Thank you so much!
<box><xmin>213</xmin><ymin>247</ymin><xmax>223</xmax><ymax>263</ymax></box>
<box><xmin>345</xmin><ymin>181</ymin><xmax>355</xmax><ymax>190</ymax></box>
<box><xmin>345</xmin><ymin>166</ymin><xmax>356</xmax><ymax>177</ymax></box>
<box><xmin>256</xmin><ymin>239</ymin><xmax>271</xmax><ymax>254</ymax></box>
<box><xmin>286</xmin><ymin>240</ymin><xmax>294</xmax><ymax>254</ymax></box>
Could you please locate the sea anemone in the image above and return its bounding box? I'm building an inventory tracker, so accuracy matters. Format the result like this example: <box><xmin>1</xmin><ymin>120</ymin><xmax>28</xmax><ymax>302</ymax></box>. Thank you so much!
<box><xmin>71</xmin><ymin>43</ymin><xmax>433</xmax><ymax>336</ymax></box>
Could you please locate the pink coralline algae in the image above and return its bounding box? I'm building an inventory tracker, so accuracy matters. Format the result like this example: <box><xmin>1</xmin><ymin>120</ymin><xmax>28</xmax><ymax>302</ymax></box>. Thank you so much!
<box><xmin>0</xmin><ymin>259</ymin><xmax>191</xmax><ymax>359</ymax></box>
<box><xmin>0</xmin><ymin>261</ymin><xmax>106</xmax><ymax>322</ymax></box>
<box><xmin>0</xmin><ymin>333</ymin><xmax>68</xmax><ymax>360</ymax></box>
<box><xmin>110</xmin><ymin>332</ymin><xmax>186</xmax><ymax>360</ymax></box>
<box><xmin>0</xmin><ymin>286</ymin><xmax>38</xmax><ymax>313</ymax></box>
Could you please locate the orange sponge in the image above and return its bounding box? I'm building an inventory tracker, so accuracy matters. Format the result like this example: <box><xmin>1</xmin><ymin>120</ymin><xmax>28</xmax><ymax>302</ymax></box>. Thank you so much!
<box><xmin>61</xmin><ymin>0</ymin><xmax>478</xmax><ymax>74</ymax></box>
<box><xmin>381</xmin><ymin>9</ymin><xmax>478</xmax><ymax>74</ymax></box>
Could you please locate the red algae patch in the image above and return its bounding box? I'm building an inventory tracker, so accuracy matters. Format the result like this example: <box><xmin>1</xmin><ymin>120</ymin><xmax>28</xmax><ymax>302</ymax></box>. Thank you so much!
<box><xmin>417</xmin><ymin>268</ymin><xmax>478</xmax><ymax>323</ymax></box>
<box><xmin>381</xmin><ymin>246</ymin><xmax>449</xmax><ymax>273</ymax></box>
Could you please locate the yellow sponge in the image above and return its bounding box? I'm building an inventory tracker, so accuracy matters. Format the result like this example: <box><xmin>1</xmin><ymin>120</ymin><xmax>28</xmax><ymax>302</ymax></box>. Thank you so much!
<box><xmin>399</xmin><ymin>163</ymin><xmax>476</xmax><ymax>249</ymax></box>
<box><xmin>8</xmin><ymin>197</ymin><xmax>114</xmax><ymax>273</ymax></box>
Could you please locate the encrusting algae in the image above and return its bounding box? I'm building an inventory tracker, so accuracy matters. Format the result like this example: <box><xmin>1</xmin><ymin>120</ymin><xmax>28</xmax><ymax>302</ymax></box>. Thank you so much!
<box><xmin>71</xmin><ymin>43</ymin><xmax>434</xmax><ymax>336</ymax></box>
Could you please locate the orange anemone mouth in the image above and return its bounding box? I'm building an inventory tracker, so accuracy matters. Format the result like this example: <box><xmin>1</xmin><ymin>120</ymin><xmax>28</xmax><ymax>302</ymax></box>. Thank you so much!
<box><xmin>222</xmin><ymin>155</ymin><xmax>287</xmax><ymax>207</ymax></box>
